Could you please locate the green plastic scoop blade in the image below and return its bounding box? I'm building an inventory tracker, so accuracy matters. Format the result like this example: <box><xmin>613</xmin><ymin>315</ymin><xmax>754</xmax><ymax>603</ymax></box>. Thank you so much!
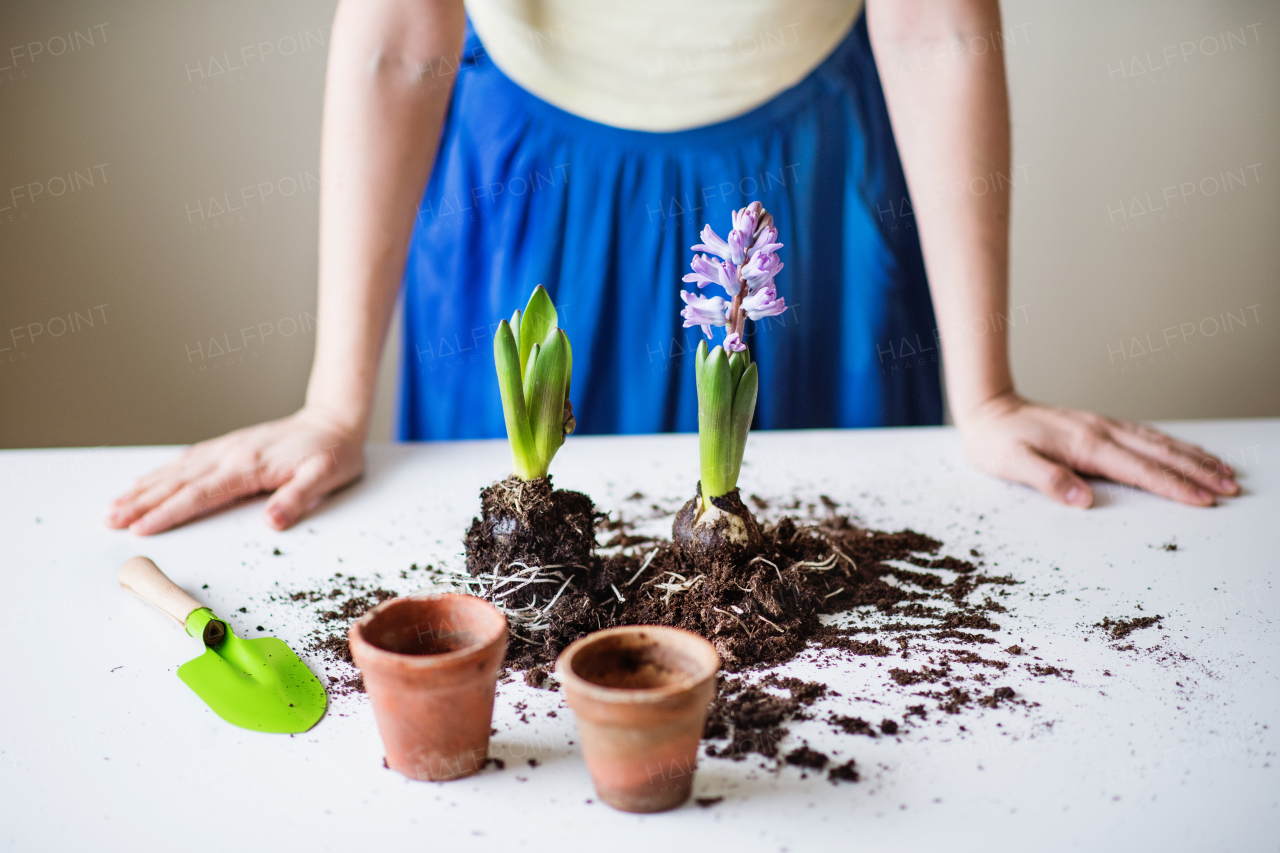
<box><xmin>177</xmin><ymin>608</ymin><xmax>327</xmax><ymax>733</ymax></box>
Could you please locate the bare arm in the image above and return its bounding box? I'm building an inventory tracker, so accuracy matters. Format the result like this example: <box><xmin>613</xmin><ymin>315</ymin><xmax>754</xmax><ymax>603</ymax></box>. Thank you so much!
<box><xmin>307</xmin><ymin>0</ymin><xmax>465</xmax><ymax>436</ymax></box>
<box><xmin>866</xmin><ymin>0</ymin><xmax>1237</xmax><ymax>507</ymax></box>
<box><xmin>108</xmin><ymin>0</ymin><xmax>465</xmax><ymax>534</ymax></box>
<box><xmin>867</xmin><ymin>0</ymin><xmax>1012</xmax><ymax>425</ymax></box>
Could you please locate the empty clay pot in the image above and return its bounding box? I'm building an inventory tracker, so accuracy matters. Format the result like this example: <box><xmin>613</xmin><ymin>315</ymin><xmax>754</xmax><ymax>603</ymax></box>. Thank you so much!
<box><xmin>349</xmin><ymin>593</ymin><xmax>507</xmax><ymax>781</ymax></box>
<box><xmin>556</xmin><ymin>625</ymin><xmax>720</xmax><ymax>812</ymax></box>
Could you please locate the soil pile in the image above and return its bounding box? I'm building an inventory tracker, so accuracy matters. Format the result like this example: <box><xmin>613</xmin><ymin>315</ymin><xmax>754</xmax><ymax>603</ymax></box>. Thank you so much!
<box><xmin>703</xmin><ymin>673</ymin><xmax>832</xmax><ymax>761</ymax></box>
<box><xmin>286</xmin><ymin>487</ymin><xmax>1097</xmax><ymax>777</ymax></box>
<box><xmin>492</xmin><ymin>510</ymin><xmax>1018</xmax><ymax>673</ymax></box>
<box><xmin>458</xmin><ymin>488</ymin><xmax>1048</xmax><ymax>770</ymax></box>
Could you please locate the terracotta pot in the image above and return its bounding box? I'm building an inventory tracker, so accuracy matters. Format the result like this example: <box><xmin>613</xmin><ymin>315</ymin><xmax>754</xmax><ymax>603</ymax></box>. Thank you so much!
<box><xmin>348</xmin><ymin>593</ymin><xmax>507</xmax><ymax>781</ymax></box>
<box><xmin>556</xmin><ymin>625</ymin><xmax>720</xmax><ymax>812</ymax></box>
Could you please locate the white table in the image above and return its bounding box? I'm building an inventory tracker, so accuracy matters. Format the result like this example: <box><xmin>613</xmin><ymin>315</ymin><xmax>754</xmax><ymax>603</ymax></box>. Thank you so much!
<box><xmin>1</xmin><ymin>421</ymin><xmax>1277</xmax><ymax>853</ymax></box>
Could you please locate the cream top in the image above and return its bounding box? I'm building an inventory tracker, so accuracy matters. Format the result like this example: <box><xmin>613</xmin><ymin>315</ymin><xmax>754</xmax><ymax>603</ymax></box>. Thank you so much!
<box><xmin>465</xmin><ymin>0</ymin><xmax>864</xmax><ymax>131</ymax></box>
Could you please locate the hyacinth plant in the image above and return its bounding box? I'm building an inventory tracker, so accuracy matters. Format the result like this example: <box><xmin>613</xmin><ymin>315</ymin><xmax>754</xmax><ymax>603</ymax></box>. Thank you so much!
<box><xmin>679</xmin><ymin>201</ymin><xmax>787</xmax><ymax>514</ymax></box>
<box><xmin>493</xmin><ymin>285</ymin><xmax>575</xmax><ymax>480</ymax></box>
<box><xmin>463</xmin><ymin>285</ymin><xmax>592</xmax><ymax>625</ymax></box>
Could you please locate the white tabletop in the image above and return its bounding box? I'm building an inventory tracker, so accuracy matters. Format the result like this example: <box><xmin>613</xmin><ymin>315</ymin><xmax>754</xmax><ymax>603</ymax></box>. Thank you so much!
<box><xmin>1</xmin><ymin>421</ymin><xmax>1277</xmax><ymax>853</ymax></box>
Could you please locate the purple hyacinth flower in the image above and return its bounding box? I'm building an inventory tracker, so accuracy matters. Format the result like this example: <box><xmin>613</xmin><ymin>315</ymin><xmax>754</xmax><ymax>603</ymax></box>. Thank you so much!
<box><xmin>691</xmin><ymin>225</ymin><xmax>732</xmax><ymax>262</ymax></box>
<box><xmin>681</xmin><ymin>203</ymin><xmax>785</xmax><ymax>352</ymax></box>
<box><xmin>742</xmin><ymin>284</ymin><xmax>787</xmax><ymax>321</ymax></box>
<box><xmin>732</xmin><ymin>204</ymin><xmax>760</xmax><ymax>243</ymax></box>
<box><xmin>682</xmin><ymin>254</ymin><xmax>740</xmax><ymax>297</ymax></box>
<box><xmin>727</xmin><ymin>228</ymin><xmax>748</xmax><ymax>266</ymax></box>
<box><xmin>680</xmin><ymin>290</ymin><xmax>729</xmax><ymax>338</ymax></box>
<box><xmin>746</xmin><ymin>225</ymin><xmax>782</xmax><ymax>260</ymax></box>
<box><xmin>753</xmin><ymin>209</ymin><xmax>774</xmax><ymax>239</ymax></box>
<box><xmin>741</xmin><ymin>250</ymin><xmax>784</xmax><ymax>294</ymax></box>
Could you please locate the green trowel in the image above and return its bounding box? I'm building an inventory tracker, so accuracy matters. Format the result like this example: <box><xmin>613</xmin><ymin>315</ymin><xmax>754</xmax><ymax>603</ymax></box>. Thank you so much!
<box><xmin>119</xmin><ymin>556</ymin><xmax>327</xmax><ymax>733</ymax></box>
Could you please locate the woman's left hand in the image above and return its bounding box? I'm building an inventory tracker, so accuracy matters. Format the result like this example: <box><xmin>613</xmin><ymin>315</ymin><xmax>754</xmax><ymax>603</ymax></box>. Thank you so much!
<box><xmin>958</xmin><ymin>393</ymin><xmax>1240</xmax><ymax>507</ymax></box>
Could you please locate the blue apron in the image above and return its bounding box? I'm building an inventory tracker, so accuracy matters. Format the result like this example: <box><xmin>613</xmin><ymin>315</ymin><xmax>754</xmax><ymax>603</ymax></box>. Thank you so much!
<box><xmin>399</xmin><ymin>13</ymin><xmax>941</xmax><ymax>440</ymax></box>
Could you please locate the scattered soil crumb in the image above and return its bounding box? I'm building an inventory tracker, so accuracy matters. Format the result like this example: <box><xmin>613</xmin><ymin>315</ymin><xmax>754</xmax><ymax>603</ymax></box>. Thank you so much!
<box><xmin>1027</xmin><ymin>663</ymin><xmax>1073</xmax><ymax>679</ymax></box>
<box><xmin>291</xmin><ymin>563</ymin><xmax>440</xmax><ymax>695</ymax></box>
<box><xmin>977</xmin><ymin>686</ymin><xmax>1017</xmax><ymax>708</ymax></box>
<box><xmin>524</xmin><ymin>667</ymin><xmax>554</xmax><ymax>689</ymax></box>
<box><xmin>1094</xmin><ymin>615</ymin><xmax>1163</xmax><ymax>640</ymax></box>
<box><xmin>830</xmin><ymin>715</ymin><xmax>878</xmax><ymax>737</ymax></box>
<box><xmin>785</xmin><ymin>746</ymin><xmax>830</xmax><ymax>769</ymax></box>
<box><xmin>828</xmin><ymin>759</ymin><xmax>860</xmax><ymax>784</ymax></box>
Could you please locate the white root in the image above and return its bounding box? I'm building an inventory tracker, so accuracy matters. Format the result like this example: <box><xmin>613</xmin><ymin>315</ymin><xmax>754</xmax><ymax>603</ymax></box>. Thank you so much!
<box><xmin>461</xmin><ymin>561</ymin><xmax>579</xmax><ymax>634</ymax></box>
<box><xmin>758</xmin><ymin>614</ymin><xmax>784</xmax><ymax>632</ymax></box>
<box><xmin>788</xmin><ymin>553</ymin><xmax>838</xmax><ymax>572</ymax></box>
<box><xmin>625</xmin><ymin>548</ymin><xmax>660</xmax><ymax>587</ymax></box>
<box><xmin>541</xmin><ymin>574</ymin><xmax>574</xmax><ymax>614</ymax></box>
<box><xmin>462</xmin><ymin>527</ymin><xmax>855</xmax><ymax>643</ymax></box>
<box><xmin>831</xmin><ymin>547</ymin><xmax>857</xmax><ymax>570</ymax></box>
<box><xmin>654</xmin><ymin>574</ymin><xmax>705</xmax><ymax>603</ymax></box>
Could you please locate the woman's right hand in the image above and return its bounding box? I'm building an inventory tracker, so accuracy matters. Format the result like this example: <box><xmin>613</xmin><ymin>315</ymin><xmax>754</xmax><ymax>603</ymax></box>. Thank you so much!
<box><xmin>106</xmin><ymin>406</ymin><xmax>367</xmax><ymax>535</ymax></box>
<box><xmin>106</xmin><ymin>0</ymin><xmax>463</xmax><ymax>537</ymax></box>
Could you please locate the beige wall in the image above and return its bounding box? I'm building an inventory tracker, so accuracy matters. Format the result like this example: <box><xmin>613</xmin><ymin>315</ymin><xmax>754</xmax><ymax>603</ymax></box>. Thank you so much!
<box><xmin>1002</xmin><ymin>0</ymin><xmax>1278</xmax><ymax>421</ymax></box>
<box><xmin>1</xmin><ymin>0</ymin><xmax>1276</xmax><ymax>449</ymax></box>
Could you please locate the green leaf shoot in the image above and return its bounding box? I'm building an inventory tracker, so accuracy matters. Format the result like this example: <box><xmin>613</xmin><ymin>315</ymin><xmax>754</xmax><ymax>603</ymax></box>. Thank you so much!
<box><xmin>494</xmin><ymin>320</ymin><xmax>538</xmax><ymax>480</ymax></box>
<box><xmin>519</xmin><ymin>285</ymin><xmax>557</xmax><ymax>377</ymax></box>
<box><xmin>493</xmin><ymin>288</ymin><xmax>574</xmax><ymax>481</ymax></box>
<box><xmin>694</xmin><ymin>344</ymin><xmax>759</xmax><ymax>507</ymax></box>
<box><xmin>727</xmin><ymin>362</ymin><xmax>758</xmax><ymax>492</ymax></box>
<box><xmin>527</xmin><ymin>328</ymin><xmax>571</xmax><ymax>467</ymax></box>
<box><xmin>698</xmin><ymin>346</ymin><xmax>733</xmax><ymax>507</ymax></box>
<box><xmin>727</xmin><ymin>348</ymin><xmax>749</xmax><ymax>390</ymax></box>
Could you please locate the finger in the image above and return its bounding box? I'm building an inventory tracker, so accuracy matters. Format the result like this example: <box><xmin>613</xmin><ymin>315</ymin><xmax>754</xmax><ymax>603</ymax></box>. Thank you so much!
<box><xmin>263</xmin><ymin>455</ymin><xmax>339</xmax><ymax>530</ymax></box>
<box><xmin>1074</xmin><ymin>438</ymin><xmax>1215</xmax><ymax>507</ymax></box>
<box><xmin>122</xmin><ymin>466</ymin><xmax>176</xmax><ymax>495</ymax></box>
<box><xmin>109</xmin><ymin>469</ymin><xmax>180</xmax><ymax>512</ymax></box>
<box><xmin>108</xmin><ymin>455</ymin><xmax>216</xmax><ymax>522</ymax></box>
<box><xmin>992</xmin><ymin>445</ymin><xmax>1094</xmax><ymax>508</ymax></box>
<box><xmin>107</xmin><ymin>479</ymin><xmax>186</xmax><ymax>528</ymax></box>
<box><xmin>130</xmin><ymin>472</ymin><xmax>260</xmax><ymax>536</ymax></box>
<box><xmin>1108</xmin><ymin>423</ymin><xmax>1239</xmax><ymax>495</ymax></box>
<box><xmin>1121</xmin><ymin>419</ymin><xmax>1233</xmax><ymax>475</ymax></box>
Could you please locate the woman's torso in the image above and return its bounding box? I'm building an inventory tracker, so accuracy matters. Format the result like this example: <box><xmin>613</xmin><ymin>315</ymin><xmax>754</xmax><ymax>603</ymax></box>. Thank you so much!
<box><xmin>465</xmin><ymin>0</ymin><xmax>865</xmax><ymax>131</ymax></box>
<box><xmin>398</xmin><ymin>9</ymin><xmax>943</xmax><ymax>441</ymax></box>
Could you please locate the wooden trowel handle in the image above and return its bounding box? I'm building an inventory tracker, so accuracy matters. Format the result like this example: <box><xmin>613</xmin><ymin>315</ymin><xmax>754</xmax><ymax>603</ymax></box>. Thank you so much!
<box><xmin>119</xmin><ymin>556</ymin><xmax>205</xmax><ymax>627</ymax></box>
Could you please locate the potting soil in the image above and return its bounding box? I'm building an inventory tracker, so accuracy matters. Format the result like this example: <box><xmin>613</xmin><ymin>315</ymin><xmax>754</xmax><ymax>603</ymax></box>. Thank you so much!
<box><xmin>287</xmin><ymin>491</ymin><xmax>1170</xmax><ymax>772</ymax></box>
